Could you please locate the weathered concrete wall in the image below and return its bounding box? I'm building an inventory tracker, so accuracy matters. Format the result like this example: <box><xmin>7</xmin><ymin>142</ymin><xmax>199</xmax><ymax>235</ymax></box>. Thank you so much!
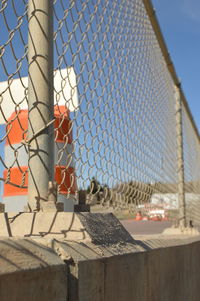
<box><xmin>0</xmin><ymin>239</ymin><xmax>67</xmax><ymax>301</ymax></box>
<box><xmin>1</xmin><ymin>237</ymin><xmax>200</xmax><ymax>301</ymax></box>
<box><xmin>70</xmin><ymin>238</ymin><xmax>200</xmax><ymax>301</ymax></box>
<box><xmin>102</xmin><ymin>244</ymin><xmax>199</xmax><ymax>301</ymax></box>
<box><xmin>1</xmin><ymin>213</ymin><xmax>200</xmax><ymax>301</ymax></box>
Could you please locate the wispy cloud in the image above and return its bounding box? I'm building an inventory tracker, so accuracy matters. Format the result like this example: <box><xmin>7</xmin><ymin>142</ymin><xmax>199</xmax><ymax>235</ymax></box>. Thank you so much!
<box><xmin>182</xmin><ymin>0</ymin><xmax>200</xmax><ymax>22</ymax></box>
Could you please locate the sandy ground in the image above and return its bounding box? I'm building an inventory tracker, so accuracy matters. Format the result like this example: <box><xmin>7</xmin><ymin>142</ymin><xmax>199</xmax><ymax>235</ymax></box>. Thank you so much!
<box><xmin>121</xmin><ymin>220</ymin><xmax>172</xmax><ymax>236</ymax></box>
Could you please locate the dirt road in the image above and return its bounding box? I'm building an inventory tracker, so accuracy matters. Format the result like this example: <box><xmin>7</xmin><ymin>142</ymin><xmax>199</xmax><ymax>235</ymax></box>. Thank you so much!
<box><xmin>121</xmin><ymin>220</ymin><xmax>172</xmax><ymax>236</ymax></box>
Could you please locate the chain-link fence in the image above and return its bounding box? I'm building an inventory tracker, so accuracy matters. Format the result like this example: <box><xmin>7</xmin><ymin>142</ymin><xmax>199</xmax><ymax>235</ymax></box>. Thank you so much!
<box><xmin>182</xmin><ymin>103</ymin><xmax>200</xmax><ymax>226</ymax></box>
<box><xmin>0</xmin><ymin>0</ymin><xmax>199</xmax><ymax>227</ymax></box>
<box><xmin>0</xmin><ymin>0</ymin><xmax>28</xmax><ymax>213</ymax></box>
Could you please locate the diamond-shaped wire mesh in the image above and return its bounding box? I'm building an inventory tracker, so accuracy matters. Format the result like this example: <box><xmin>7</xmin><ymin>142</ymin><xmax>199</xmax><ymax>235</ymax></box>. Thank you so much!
<box><xmin>182</xmin><ymin>104</ymin><xmax>200</xmax><ymax>225</ymax></box>
<box><xmin>0</xmin><ymin>0</ymin><xmax>199</xmax><ymax>221</ymax></box>
<box><xmin>53</xmin><ymin>0</ymin><xmax>178</xmax><ymax>215</ymax></box>
<box><xmin>0</xmin><ymin>1</ymin><xmax>28</xmax><ymax>194</ymax></box>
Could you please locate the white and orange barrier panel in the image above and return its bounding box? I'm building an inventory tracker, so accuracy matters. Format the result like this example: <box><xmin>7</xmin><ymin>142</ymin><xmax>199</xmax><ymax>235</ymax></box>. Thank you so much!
<box><xmin>1</xmin><ymin>68</ymin><xmax>79</xmax><ymax>212</ymax></box>
<box><xmin>3</xmin><ymin>107</ymin><xmax>78</xmax><ymax>212</ymax></box>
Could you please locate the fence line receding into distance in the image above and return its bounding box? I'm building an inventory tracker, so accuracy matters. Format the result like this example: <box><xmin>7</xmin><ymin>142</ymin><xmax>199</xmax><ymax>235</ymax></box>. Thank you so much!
<box><xmin>0</xmin><ymin>0</ymin><xmax>199</xmax><ymax>227</ymax></box>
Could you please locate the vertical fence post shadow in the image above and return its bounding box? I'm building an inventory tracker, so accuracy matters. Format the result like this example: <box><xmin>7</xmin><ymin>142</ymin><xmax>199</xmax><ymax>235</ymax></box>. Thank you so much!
<box><xmin>175</xmin><ymin>84</ymin><xmax>187</xmax><ymax>228</ymax></box>
<box><xmin>27</xmin><ymin>0</ymin><xmax>54</xmax><ymax>210</ymax></box>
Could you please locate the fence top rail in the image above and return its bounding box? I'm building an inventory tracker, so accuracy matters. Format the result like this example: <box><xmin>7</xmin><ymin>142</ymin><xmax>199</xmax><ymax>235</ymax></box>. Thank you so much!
<box><xmin>142</xmin><ymin>0</ymin><xmax>200</xmax><ymax>143</ymax></box>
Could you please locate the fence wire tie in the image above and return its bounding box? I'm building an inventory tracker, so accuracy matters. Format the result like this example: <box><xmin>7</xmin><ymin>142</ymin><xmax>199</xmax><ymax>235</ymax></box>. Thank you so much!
<box><xmin>23</xmin><ymin>118</ymin><xmax>56</xmax><ymax>145</ymax></box>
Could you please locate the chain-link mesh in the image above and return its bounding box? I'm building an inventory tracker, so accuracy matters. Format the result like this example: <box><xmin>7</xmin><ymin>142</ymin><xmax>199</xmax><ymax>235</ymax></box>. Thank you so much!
<box><xmin>0</xmin><ymin>0</ymin><xmax>199</xmax><ymax>223</ymax></box>
<box><xmin>182</xmin><ymin>104</ymin><xmax>200</xmax><ymax>225</ymax></box>
<box><xmin>0</xmin><ymin>1</ymin><xmax>28</xmax><ymax>191</ymax></box>
<box><xmin>53</xmin><ymin>0</ymin><xmax>178</xmax><ymax>216</ymax></box>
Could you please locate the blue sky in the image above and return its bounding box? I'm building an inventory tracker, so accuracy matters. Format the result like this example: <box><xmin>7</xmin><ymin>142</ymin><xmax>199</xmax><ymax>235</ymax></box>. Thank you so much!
<box><xmin>152</xmin><ymin>0</ymin><xmax>200</xmax><ymax>131</ymax></box>
<box><xmin>0</xmin><ymin>1</ymin><xmax>198</xmax><ymax>195</ymax></box>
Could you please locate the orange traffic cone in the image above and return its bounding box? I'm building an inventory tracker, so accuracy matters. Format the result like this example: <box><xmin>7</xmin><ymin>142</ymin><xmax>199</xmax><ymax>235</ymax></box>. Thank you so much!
<box><xmin>135</xmin><ymin>211</ymin><xmax>143</xmax><ymax>221</ymax></box>
<box><xmin>162</xmin><ymin>213</ymin><xmax>168</xmax><ymax>221</ymax></box>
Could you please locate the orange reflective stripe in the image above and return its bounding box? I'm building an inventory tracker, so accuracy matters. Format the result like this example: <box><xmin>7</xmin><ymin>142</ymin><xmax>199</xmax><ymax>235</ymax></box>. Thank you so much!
<box><xmin>4</xmin><ymin>107</ymin><xmax>75</xmax><ymax>197</ymax></box>
<box><xmin>54</xmin><ymin>116</ymin><xmax>72</xmax><ymax>144</ymax></box>
<box><xmin>55</xmin><ymin>166</ymin><xmax>77</xmax><ymax>195</ymax></box>
<box><xmin>54</xmin><ymin>105</ymin><xmax>69</xmax><ymax>116</ymax></box>
<box><xmin>6</xmin><ymin>108</ymin><xmax>72</xmax><ymax>144</ymax></box>
<box><xmin>4</xmin><ymin>166</ymin><xmax>77</xmax><ymax>196</ymax></box>
<box><xmin>6</xmin><ymin>110</ymin><xmax>28</xmax><ymax>145</ymax></box>
<box><xmin>3</xmin><ymin>167</ymin><xmax>28</xmax><ymax>196</ymax></box>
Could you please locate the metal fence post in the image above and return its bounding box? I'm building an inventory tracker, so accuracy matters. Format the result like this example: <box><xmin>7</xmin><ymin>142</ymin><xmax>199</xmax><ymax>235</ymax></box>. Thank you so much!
<box><xmin>175</xmin><ymin>85</ymin><xmax>187</xmax><ymax>228</ymax></box>
<box><xmin>28</xmin><ymin>0</ymin><xmax>54</xmax><ymax>210</ymax></box>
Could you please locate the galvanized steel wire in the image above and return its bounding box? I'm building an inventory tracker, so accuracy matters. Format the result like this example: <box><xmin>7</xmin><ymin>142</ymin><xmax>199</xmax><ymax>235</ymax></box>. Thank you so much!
<box><xmin>0</xmin><ymin>0</ymin><xmax>199</xmax><ymax>221</ymax></box>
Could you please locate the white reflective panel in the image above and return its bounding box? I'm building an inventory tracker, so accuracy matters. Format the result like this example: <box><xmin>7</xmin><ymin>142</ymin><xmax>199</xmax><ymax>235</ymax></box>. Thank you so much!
<box><xmin>0</xmin><ymin>67</ymin><xmax>78</xmax><ymax>124</ymax></box>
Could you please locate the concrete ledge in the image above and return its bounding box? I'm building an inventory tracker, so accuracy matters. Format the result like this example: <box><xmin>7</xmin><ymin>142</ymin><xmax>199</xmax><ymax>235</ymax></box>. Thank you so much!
<box><xmin>0</xmin><ymin>239</ymin><xmax>67</xmax><ymax>301</ymax></box>
<box><xmin>0</xmin><ymin>212</ymin><xmax>90</xmax><ymax>239</ymax></box>
<box><xmin>0</xmin><ymin>213</ymin><xmax>136</xmax><ymax>301</ymax></box>
<box><xmin>0</xmin><ymin>212</ymin><xmax>134</xmax><ymax>244</ymax></box>
<box><xmin>59</xmin><ymin>237</ymin><xmax>200</xmax><ymax>301</ymax></box>
<box><xmin>1</xmin><ymin>213</ymin><xmax>200</xmax><ymax>301</ymax></box>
